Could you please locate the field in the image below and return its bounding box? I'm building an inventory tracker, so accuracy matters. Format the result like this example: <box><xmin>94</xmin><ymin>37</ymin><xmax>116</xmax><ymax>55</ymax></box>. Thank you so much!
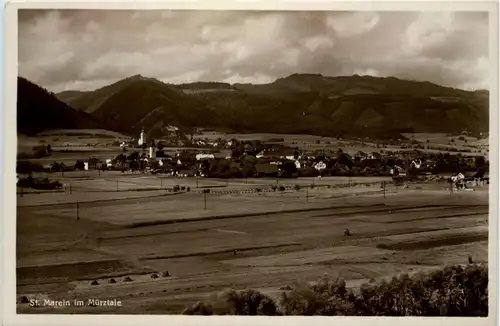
<box><xmin>16</xmin><ymin>171</ymin><xmax>489</xmax><ymax>314</ymax></box>
<box><xmin>194</xmin><ymin>132</ymin><xmax>489</xmax><ymax>157</ymax></box>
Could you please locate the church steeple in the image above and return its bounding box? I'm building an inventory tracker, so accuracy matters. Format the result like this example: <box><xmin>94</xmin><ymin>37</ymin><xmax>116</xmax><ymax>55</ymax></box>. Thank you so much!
<box><xmin>138</xmin><ymin>128</ymin><xmax>146</xmax><ymax>146</ymax></box>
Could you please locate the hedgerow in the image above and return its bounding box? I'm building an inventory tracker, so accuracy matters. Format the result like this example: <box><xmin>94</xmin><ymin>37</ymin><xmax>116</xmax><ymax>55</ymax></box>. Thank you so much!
<box><xmin>181</xmin><ymin>263</ymin><xmax>488</xmax><ymax>316</ymax></box>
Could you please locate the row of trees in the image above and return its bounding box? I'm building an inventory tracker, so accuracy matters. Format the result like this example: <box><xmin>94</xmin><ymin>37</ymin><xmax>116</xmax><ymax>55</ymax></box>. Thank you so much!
<box><xmin>182</xmin><ymin>263</ymin><xmax>488</xmax><ymax>316</ymax></box>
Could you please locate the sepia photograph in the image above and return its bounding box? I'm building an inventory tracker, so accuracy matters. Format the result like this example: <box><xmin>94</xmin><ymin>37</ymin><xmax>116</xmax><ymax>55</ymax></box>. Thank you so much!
<box><xmin>3</xmin><ymin>1</ymin><xmax>498</xmax><ymax>325</ymax></box>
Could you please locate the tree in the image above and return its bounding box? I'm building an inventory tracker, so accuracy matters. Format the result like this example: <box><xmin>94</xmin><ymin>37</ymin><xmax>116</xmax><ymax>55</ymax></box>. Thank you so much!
<box><xmin>294</xmin><ymin>148</ymin><xmax>300</xmax><ymax>159</ymax></box>
<box><xmin>74</xmin><ymin>160</ymin><xmax>85</xmax><ymax>170</ymax></box>
<box><xmin>128</xmin><ymin>151</ymin><xmax>140</xmax><ymax>161</ymax></box>
<box><xmin>281</xmin><ymin>161</ymin><xmax>298</xmax><ymax>178</ymax></box>
<box><xmin>115</xmin><ymin>154</ymin><xmax>127</xmax><ymax>163</ymax></box>
<box><xmin>231</xmin><ymin>147</ymin><xmax>243</xmax><ymax>159</ymax></box>
<box><xmin>475</xmin><ymin>156</ymin><xmax>486</xmax><ymax>170</ymax></box>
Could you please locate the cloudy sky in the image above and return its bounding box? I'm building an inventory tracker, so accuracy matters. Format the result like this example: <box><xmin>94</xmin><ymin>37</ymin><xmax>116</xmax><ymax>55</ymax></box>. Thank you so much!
<box><xmin>18</xmin><ymin>10</ymin><xmax>489</xmax><ymax>93</ymax></box>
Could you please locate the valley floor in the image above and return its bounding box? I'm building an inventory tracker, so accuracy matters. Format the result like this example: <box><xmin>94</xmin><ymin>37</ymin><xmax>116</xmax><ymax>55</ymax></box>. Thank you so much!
<box><xmin>16</xmin><ymin>177</ymin><xmax>489</xmax><ymax>314</ymax></box>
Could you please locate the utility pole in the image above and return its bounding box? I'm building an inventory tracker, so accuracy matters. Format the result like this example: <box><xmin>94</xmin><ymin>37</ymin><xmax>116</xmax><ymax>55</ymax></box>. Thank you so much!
<box><xmin>203</xmin><ymin>189</ymin><xmax>210</xmax><ymax>210</ymax></box>
<box><xmin>76</xmin><ymin>201</ymin><xmax>80</xmax><ymax>220</ymax></box>
<box><xmin>116</xmin><ymin>180</ymin><xmax>119</xmax><ymax>192</ymax></box>
<box><xmin>383</xmin><ymin>181</ymin><xmax>386</xmax><ymax>199</ymax></box>
<box><xmin>196</xmin><ymin>176</ymin><xmax>199</xmax><ymax>188</ymax></box>
<box><xmin>306</xmin><ymin>187</ymin><xmax>309</xmax><ymax>202</ymax></box>
<box><xmin>161</xmin><ymin>179</ymin><xmax>163</xmax><ymax>189</ymax></box>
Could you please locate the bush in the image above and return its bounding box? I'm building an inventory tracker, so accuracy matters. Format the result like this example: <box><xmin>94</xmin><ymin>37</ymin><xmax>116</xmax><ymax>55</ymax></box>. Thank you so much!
<box><xmin>182</xmin><ymin>289</ymin><xmax>279</xmax><ymax>315</ymax></box>
<box><xmin>186</xmin><ymin>187</ymin><xmax>191</xmax><ymax>192</ymax></box>
<box><xmin>294</xmin><ymin>184</ymin><xmax>301</xmax><ymax>191</ymax></box>
<box><xmin>173</xmin><ymin>185</ymin><xmax>180</xmax><ymax>192</ymax></box>
<box><xmin>279</xmin><ymin>186</ymin><xmax>286</xmax><ymax>192</ymax></box>
<box><xmin>19</xmin><ymin>296</ymin><xmax>29</xmax><ymax>304</ymax></box>
<box><xmin>181</xmin><ymin>264</ymin><xmax>488</xmax><ymax>316</ymax></box>
<box><xmin>271</xmin><ymin>185</ymin><xmax>278</xmax><ymax>192</ymax></box>
<box><xmin>280</xmin><ymin>264</ymin><xmax>488</xmax><ymax>316</ymax></box>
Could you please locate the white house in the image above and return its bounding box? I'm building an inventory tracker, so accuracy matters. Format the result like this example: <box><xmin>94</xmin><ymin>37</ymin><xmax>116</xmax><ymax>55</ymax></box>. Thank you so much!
<box><xmin>314</xmin><ymin>161</ymin><xmax>327</xmax><ymax>171</ymax></box>
<box><xmin>411</xmin><ymin>159</ymin><xmax>422</xmax><ymax>169</ymax></box>
<box><xmin>196</xmin><ymin>153</ymin><xmax>215</xmax><ymax>161</ymax></box>
<box><xmin>451</xmin><ymin>173</ymin><xmax>465</xmax><ymax>183</ymax></box>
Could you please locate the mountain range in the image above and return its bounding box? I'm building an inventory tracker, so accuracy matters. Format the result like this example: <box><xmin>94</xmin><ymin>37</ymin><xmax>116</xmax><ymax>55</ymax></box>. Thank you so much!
<box><xmin>17</xmin><ymin>73</ymin><xmax>489</xmax><ymax>139</ymax></box>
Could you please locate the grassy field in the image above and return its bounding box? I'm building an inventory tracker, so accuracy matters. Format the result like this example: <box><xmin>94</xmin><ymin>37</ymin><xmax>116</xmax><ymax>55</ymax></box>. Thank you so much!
<box><xmin>16</xmin><ymin>175</ymin><xmax>489</xmax><ymax>314</ymax></box>
<box><xmin>193</xmin><ymin>132</ymin><xmax>488</xmax><ymax>157</ymax></box>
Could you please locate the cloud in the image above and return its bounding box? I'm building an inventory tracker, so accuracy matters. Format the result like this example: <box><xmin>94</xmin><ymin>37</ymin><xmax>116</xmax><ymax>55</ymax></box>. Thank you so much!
<box><xmin>18</xmin><ymin>10</ymin><xmax>489</xmax><ymax>92</ymax></box>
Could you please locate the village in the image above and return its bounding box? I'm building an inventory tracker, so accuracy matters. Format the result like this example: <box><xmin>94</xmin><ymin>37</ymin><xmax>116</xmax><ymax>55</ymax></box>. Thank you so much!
<box><xmin>17</xmin><ymin>127</ymin><xmax>489</xmax><ymax>193</ymax></box>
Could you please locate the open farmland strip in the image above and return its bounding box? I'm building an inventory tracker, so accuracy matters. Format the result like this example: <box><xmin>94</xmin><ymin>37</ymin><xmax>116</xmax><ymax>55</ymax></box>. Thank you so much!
<box><xmin>140</xmin><ymin>243</ymin><xmax>302</xmax><ymax>260</ymax></box>
<box><xmin>126</xmin><ymin>204</ymin><xmax>391</xmax><ymax>228</ymax></box>
<box><xmin>125</xmin><ymin>202</ymin><xmax>483</xmax><ymax>229</ymax></box>
<box><xmin>365</xmin><ymin>211</ymin><xmax>487</xmax><ymax>224</ymax></box>
<box><xmin>18</xmin><ymin>191</ymin><xmax>185</xmax><ymax>208</ymax></box>
<box><xmin>312</xmin><ymin>204</ymin><xmax>487</xmax><ymax>218</ymax></box>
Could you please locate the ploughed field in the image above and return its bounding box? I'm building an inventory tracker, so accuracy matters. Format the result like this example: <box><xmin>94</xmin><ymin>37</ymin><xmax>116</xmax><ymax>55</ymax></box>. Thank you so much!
<box><xmin>16</xmin><ymin>178</ymin><xmax>489</xmax><ymax>314</ymax></box>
